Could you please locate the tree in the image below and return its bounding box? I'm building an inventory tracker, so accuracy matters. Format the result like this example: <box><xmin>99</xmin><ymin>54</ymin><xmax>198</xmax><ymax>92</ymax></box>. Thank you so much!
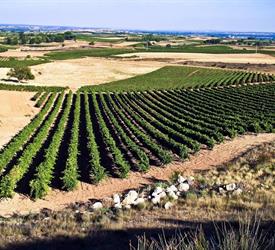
<box><xmin>6</xmin><ymin>36</ymin><xmax>19</xmax><ymax>45</ymax></box>
<box><xmin>7</xmin><ymin>66</ymin><xmax>35</xmax><ymax>82</ymax></box>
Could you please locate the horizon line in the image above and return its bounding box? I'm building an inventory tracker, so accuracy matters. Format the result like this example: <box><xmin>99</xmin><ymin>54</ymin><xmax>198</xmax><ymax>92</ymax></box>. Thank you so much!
<box><xmin>0</xmin><ymin>23</ymin><xmax>275</xmax><ymax>34</ymax></box>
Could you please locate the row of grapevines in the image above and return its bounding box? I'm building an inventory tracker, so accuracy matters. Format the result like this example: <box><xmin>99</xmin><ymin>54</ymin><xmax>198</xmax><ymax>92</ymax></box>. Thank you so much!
<box><xmin>30</xmin><ymin>91</ymin><xmax>73</xmax><ymax>199</ymax></box>
<box><xmin>122</xmin><ymin>93</ymin><xmax>200</xmax><ymax>152</ymax></box>
<box><xmin>141</xmin><ymin>91</ymin><xmax>224</xmax><ymax>143</ymax></box>
<box><xmin>92</xmin><ymin>93</ymin><xmax>130</xmax><ymax>178</ymax></box>
<box><xmin>159</xmin><ymin>90</ymin><xmax>240</xmax><ymax>137</ymax></box>
<box><xmin>106</xmin><ymin>93</ymin><xmax>172</xmax><ymax>164</ymax></box>
<box><xmin>0</xmin><ymin>93</ymin><xmax>57</xmax><ymax>174</ymax></box>
<box><xmin>35</xmin><ymin>92</ymin><xmax>49</xmax><ymax>108</ymax></box>
<box><xmin>0</xmin><ymin>83</ymin><xmax>67</xmax><ymax>92</ymax></box>
<box><xmin>99</xmin><ymin>93</ymin><xmax>150</xmax><ymax>172</ymax></box>
<box><xmin>113</xmin><ymin>93</ymin><xmax>188</xmax><ymax>159</ymax></box>
<box><xmin>84</xmin><ymin>92</ymin><xmax>105</xmax><ymax>183</ymax></box>
<box><xmin>62</xmin><ymin>92</ymin><xmax>81</xmax><ymax>190</ymax></box>
<box><xmin>31</xmin><ymin>92</ymin><xmax>42</xmax><ymax>101</ymax></box>
<box><xmin>0</xmin><ymin>92</ymin><xmax>65</xmax><ymax>198</ymax></box>
<box><xmin>133</xmin><ymin>92</ymin><xmax>216</xmax><ymax>148</ymax></box>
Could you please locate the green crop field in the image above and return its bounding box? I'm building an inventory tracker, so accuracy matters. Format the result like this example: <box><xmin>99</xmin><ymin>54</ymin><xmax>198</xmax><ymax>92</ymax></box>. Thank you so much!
<box><xmin>141</xmin><ymin>45</ymin><xmax>256</xmax><ymax>54</ymax></box>
<box><xmin>80</xmin><ymin>66</ymin><xmax>275</xmax><ymax>92</ymax></box>
<box><xmin>75</xmin><ymin>34</ymin><xmax>125</xmax><ymax>43</ymax></box>
<box><xmin>0</xmin><ymin>83</ymin><xmax>67</xmax><ymax>92</ymax></box>
<box><xmin>45</xmin><ymin>48</ymin><xmax>134</xmax><ymax>60</ymax></box>
<box><xmin>0</xmin><ymin>57</ymin><xmax>50</xmax><ymax>68</ymax></box>
<box><xmin>0</xmin><ymin>46</ymin><xmax>8</xmax><ymax>53</ymax></box>
<box><xmin>0</xmin><ymin>83</ymin><xmax>274</xmax><ymax>199</ymax></box>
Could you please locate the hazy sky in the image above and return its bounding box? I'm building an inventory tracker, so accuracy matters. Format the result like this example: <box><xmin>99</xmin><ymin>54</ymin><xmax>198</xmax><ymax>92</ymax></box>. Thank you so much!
<box><xmin>1</xmin><ymin>0</ymin><xmax>274</xmax><ymax>32</ymax></box>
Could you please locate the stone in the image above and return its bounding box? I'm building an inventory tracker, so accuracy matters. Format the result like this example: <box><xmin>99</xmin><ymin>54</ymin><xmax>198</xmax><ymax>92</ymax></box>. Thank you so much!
<box><xmin>164</xmin><ymin>201</ymin><xmax>173</xmax><ymax>210</ymax></box>
<box><xmin>167</xmin><ymin>191</ymin><xmax>178</xmax><ymax>200</ymax></box>
<box><xmin>114</xmin><ymin>203</ymin><xmax>122</xmax><ymax>209</ymax></box>
<box><xmin>134</xmin><ymin>197</ymin><xmax>145</xmax><ymax>205</ymax></box>
<box><xmin>113</xmin><ymin>194</ymin><xmax>120</xmax><ymax>204</ymax></box>
<box><xmin>152</xmin><ymin>187</ymin><xmax>163</xmax><ymax>197</ymax></box>
<box><xmin>177</xmin><ymin>175</ymin><xmax>186</xmax><ymax>184</ymax></box>
<box><xmin>158</xmin><ymin>191</ymin><xmax>167</xmax><ymax>198</ymax></box>
<box><xmin>151</xmin><ymin>196</ymin><xmax>161</xmax><ymax>204</ymax></box>
<box><xmin>178</xmin><ymin>183</ymin><xmax>190</xmax><ymax>192</ymax></box>
<box><xmin>122</xmin><ymin>190</ymin><xmax>138</xmax><ymax>205</ymax></box>
<box><xmin>92</xmin><ymin>202</ymin><xmax>103</xmax><ymax>211</ymax></box>
<box><xmin>218</xmin><ymin>187</ymin><xmax>226</xmax><ymax>194</ymax></box>
<box><xmin>166</xmin><ymin>185</ymin><xmax>178</xmax><ymax>193</ymax></box>
<box><xmin>225</xmin><ymin>183</ymin><xmax>236</xmax><ymax>191</ymax></box>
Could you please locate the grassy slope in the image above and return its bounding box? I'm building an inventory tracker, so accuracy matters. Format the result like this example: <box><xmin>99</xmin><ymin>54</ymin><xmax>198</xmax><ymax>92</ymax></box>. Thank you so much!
<box><xmin>78</xmin><ymin>65</ymin><xmax>248</xmax><ymax>92</ymax></box>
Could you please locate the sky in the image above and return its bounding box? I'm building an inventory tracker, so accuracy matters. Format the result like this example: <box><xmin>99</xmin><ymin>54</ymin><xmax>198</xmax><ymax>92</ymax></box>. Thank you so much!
<box><xmin>0</xmin><ymin>0</ymin><xmax>274</xmax><ymax>32</ymax></box>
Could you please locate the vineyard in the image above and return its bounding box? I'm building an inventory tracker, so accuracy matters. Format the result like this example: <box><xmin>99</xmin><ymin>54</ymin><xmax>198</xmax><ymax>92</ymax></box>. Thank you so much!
<box><xmin>80</xmin><ymin>66</ymin><xmax>275</xmax><ymax>92</ymax></box>
<box><xmin>0</xmin><ymin>57</ymin><xmax>49</xmax><ymax>68</ymax></box>
<box><xmin>0</xmin><ymin>83</ymin><xmax>274</xmax><ymax>199</ymax></box>
<box><xmin>0</xmin><ymin>83</ymin><xmax>67</xmax><ymax>92</ymax></box>
<box><xmin>0</xmin><ymin>47</ymin><xmax>8</xmax><ymax>53</ymax></box>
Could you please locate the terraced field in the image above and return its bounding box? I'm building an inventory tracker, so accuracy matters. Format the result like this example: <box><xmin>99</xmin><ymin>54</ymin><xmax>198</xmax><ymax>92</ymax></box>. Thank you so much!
<box><xmin>0</xmin><ymin>83</ymin><xmax>274</xmax><ymax>199</ymax></box>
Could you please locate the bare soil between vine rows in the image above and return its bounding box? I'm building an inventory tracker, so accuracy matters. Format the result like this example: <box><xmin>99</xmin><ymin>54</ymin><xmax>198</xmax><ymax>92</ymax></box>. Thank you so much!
<box><xmin>0</xmin><ymin>133</ymin><xmax>275</xmax><ymax>217</ymax></box>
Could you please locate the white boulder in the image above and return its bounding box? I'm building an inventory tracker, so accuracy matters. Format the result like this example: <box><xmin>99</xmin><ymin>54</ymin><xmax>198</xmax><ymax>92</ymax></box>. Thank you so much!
<box><xmin>178</xmin><ymin>183</ymin><xmax>190</xmax><ymax>192</ymax></box>
<box><xmin>177</xmin><ymin>175</ymin><xmax>186</xmax><ymax>184</ymax></box>
<box><xmin>166</xmin><ymin>185</ymin><xmax>178</xmax><ymax>193</ymax></box>
<box><xmin>225</xmin><ymin>183</ymin><xmax>236</xmax><ymax>191</ymax></box>
<box><xmin>114</xmin><ymin>203</ymin><xmax>122</xmax><ymax>209</ymax></box>
<box><xmin>122</xmin><ymin>190</ymin><xmax>138</xmax><ymax>205</ymax></box>
<box><xmin>151</xmin><ymin>196</ymin><xmax>161</xmax><ymax>204</ymax></box>
<box><xmin>219</xmin><ymin>187</ymin><xmax>226</xmax><ymax>194</ymax></box>
<box><xmin>164</xmin><ymin>201</ymin><xmax>173</xmax><ymax>210</ymax></box>
<box><xmin>134</xmin><ymin>197</ymin><xmax>145</xmax><ymax>206</ymax></box>
<box><xmin>167</xmin><ymin>191</ymin><xmax>178</xmax><ymax>200</ymax></box>
<box><xmin>92</xmin><ymin>202</ymin><xmax>103</xmax><ymax>211</ymax></box>
<box><xmin>152</xmin><ymin>187</ymin><xmax>163</xmax><ymax>197</ymax></box>
<box><xmin>159</xmin><ymin>191</ymin><xmax>167</xmax><ymax>199</ymax></box>
<box><xmin>113</xmin><ymin>194</ymin><xmax>120</xmax><ymax>204</ymax></box>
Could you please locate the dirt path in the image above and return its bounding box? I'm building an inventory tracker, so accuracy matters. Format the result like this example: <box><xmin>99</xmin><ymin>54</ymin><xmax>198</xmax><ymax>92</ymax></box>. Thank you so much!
<box><xmin>0</xmin><ymin>133</ymin><xmax>274</xmax><ymax>217</ymax></box>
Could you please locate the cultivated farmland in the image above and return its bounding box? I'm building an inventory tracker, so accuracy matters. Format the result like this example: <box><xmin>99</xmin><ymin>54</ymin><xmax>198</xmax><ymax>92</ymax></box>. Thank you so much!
<box><xmin>0</xmin><ymin>83</ymin><xmax>274</xmax><ymax>199</ymax></box>
<box><xmin>80</xmin><ymin>65</ymin><xmax>275</xmax><ymax>92</ymax></box>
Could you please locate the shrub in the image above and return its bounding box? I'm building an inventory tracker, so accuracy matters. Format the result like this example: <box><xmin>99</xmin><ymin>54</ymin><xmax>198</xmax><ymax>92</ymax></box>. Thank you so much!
<box><xmin>7</xmin><ymin>66</ymin><xmax>35</xmax><ymax>82</ymax></box>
